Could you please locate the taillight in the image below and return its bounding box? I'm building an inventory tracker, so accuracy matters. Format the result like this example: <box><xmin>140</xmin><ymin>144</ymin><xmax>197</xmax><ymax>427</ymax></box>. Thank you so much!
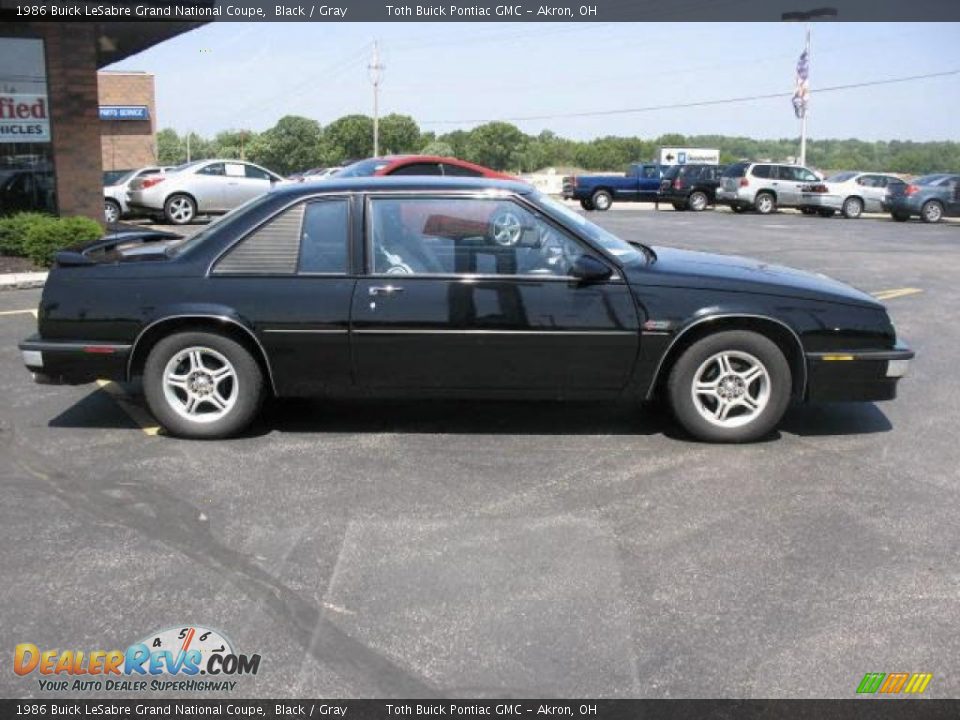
<box><xmin>905</xmin><ymin>184</ymin><xmax>919</xmax><ymax>196</ymax></box>
<box><xmin>141</xmin><ymin>177</ymin><xmax>165</xmax><ymax>190</ymax></box>
<box><xmin>673</xmin><ymin>179</ymin><xmax>684</xmax><ymax>190</ymax></box>
<box><xmin>739</xmin><ymin>177</ymin><xmax>749</xmax><ymax>187</ymax></box>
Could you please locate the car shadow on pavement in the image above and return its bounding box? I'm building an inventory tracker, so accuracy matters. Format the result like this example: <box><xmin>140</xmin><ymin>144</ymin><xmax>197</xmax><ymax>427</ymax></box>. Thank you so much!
<box><xmin>778</xmin><ymin>402</ymin><xmax>893</xmax><ymax>436</ymax></box>
<box><xmin>47</xmin><ymin>389</ymin><xmax>147</xmax><ymax>431</ymax></box>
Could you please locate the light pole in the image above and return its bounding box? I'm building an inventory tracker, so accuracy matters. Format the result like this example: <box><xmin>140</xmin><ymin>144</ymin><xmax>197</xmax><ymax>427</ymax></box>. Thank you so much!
<box><xmin>368</xmin><ymin>41</ymin><xmax>385</xmax><ymax>157</ymax></box>
<box><xmin>782</xmin><ymin>7</ymin><xmax>838</xmax><ymax>166</ymax></box>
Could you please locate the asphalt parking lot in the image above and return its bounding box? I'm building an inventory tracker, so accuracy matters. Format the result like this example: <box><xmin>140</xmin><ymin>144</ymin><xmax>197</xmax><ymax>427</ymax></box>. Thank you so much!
<box><xmin>1</xmin><ymin>205</ymin><xmax>958</xmax><ymax>699</ymax></box>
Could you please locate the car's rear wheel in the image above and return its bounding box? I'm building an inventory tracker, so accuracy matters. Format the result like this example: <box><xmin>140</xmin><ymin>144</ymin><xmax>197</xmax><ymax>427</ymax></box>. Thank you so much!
<box><xmin>921</xmin><ymin>200</ymin><xmax>944</xmax><ymax>224</ymax></box>
<box><xmin>104</xmin><ymin>199</ymin><xmax>121</xmax><ymax>224</ymax></box>
<box><xmin>754</xmin><ymin>192</ymin><xmax>776</xmax><ymax>214</ymax></box>
<box><xmin>667</xmin><ymin>330</ymin><xmax>792</xmax><ymax>443</ymax></box>
<box><xmin>688</xmin><ymin>191</ymin><xmax>709</xmax><ymax>211</ymax></box>
<box><xmin>591</xmin><ymin>190</ymin><xmax>613</xmax><ymax>212</ymax></box>
<box><xmin>144</xmin><ymin>331</ymin><xmax>264</xmax><ymax>439</ymax></box>
<box><xmin>164</xmin><ymin>194</ymin><xmax>197</xmax><ymax>225</ymax></box>
<box><xmin>579</xmin><ymin>199</ymin><xmax>595</xmax><ymax>211</ymax></box>
<box><xmin>842</xmin><ymin>196</ymin><xmax>863</xmax><ymax>219</ymax></box>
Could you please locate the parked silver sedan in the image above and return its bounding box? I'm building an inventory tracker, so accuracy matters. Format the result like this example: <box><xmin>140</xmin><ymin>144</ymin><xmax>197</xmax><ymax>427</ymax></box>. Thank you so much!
<box><xmin>798</xmin><ymin>171</ymin><xmax>906</xmax><ymax>219</ymax></box>
<box><xmin>103</xmin><ymin>166</ymin><xmax>174</xmax><ymax>223</ymax></box>
<box><xmin>126</xmin><ymin>159</ymin><xmax>283</xmax><ymax>224</ymax></box>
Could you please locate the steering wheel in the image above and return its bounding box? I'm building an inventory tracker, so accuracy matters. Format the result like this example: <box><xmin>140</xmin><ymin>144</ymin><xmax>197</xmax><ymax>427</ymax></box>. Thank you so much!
<box><xmin>490</xmin><ymin>211</ymin><xmax>523</xmax><ymax>247</ymax></box>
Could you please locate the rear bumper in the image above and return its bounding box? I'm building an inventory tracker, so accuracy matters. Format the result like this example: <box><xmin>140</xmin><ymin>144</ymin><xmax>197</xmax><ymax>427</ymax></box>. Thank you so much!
<box><xmin>805</xmin><ymin>343</ymin><xmax>914</xmax><ymax>402</ymax></box>
<box><xmin>19</xmin><ymin>335</ymin><xmax>130</xmax><ymax>385</ymax></box>
<box><xmin>881</xmin><ymin>197</ymin><xmax>917</xmax><ymax>214</ymax></box>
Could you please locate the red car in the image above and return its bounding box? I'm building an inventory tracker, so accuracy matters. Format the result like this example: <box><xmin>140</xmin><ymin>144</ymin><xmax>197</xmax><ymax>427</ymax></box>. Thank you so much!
<box><xmin>335</xmin><ymin>155</ymin><xmax>517</xmax><ymax>181</ymax></box>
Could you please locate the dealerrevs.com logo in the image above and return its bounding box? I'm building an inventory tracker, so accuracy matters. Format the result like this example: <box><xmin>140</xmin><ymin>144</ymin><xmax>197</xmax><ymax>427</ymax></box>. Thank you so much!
<box><xmin>14</xmin><ymin>626</ymin><xmax>261</xmax><ymax>693</ymax></box>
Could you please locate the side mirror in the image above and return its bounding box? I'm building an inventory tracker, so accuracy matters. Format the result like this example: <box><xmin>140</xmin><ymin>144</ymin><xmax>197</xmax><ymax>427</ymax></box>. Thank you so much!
<box><xmin>570</xmin><ymin>255</ymin><xmax>612</xmax><ymax>282</ymax></box>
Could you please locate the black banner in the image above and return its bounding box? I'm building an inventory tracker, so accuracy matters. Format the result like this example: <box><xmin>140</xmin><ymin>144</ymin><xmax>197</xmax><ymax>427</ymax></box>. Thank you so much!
<box><xmin>3</xmin><ymin>0</ymin><xmax>960</xmax><ymax>22</ymax></box>
<box><xmin>2</xmin><ymin>700</ymin><xmax>960</xmax><ymax>719</ymax></box>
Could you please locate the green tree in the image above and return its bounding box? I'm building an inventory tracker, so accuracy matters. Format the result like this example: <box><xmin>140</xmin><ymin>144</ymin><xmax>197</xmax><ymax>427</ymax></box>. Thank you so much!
<box><xmin>214</xmin><ymin>129</ymin><xmax>257</xmax><ymax>160</ymax></box>
<box><xmin>378</xmin><ymin>114</ymin><xmax>421</xmax><ymax>155</ymax></box>
<box><xmin>420</xmin><ymin>140</ymin><xmax>455</xmax><ymax>156</ymax></box>
<box><xmin>324</xmin><ymin>114</ymin><xmax>374</xmax><ymax>162</ymax></box>
<box><xmin>463</xmin><ymin>122</ymin><xmax>527</xmax><ymax>170</ymax></box>
<box><xmin>246</xmin><ymin>115</ymin><xmax>323</xmax><ymax>175</ymax></box>
<box><xmin>156</xmin><ymin>128</ymin><xmax>185</xmax><ymax>165</ymax></box>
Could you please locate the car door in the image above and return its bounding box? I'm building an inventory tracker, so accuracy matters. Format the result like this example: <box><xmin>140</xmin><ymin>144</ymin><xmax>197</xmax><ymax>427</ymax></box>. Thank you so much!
<box><xmin>638</xmin><ymin>165</ymin><xmax>662</xmax><ymax>200</ymax></box>
<box><xmin>188</xmin><ymin>162</ymin><xmax>228</xmax><ymax>212</ymax></box>
<box><xmin>856</xmin><ymin>175</ymin><xmax>887</xmax><ymax>213</ymax></box>
<box><xmin>772</xmin><ymin>165</ymin><xmax>800</xmax><ymax>206</ymax></box>
<box><xmin>209</xmin><ymin>195</ymin><xmax>356</xmax><ymax>396</ymax></box>
<box><xmin>350</xmin><ymin>193</ymin><xmax>640</xmax><ymax>393</ymax></box>
<box><xmin>946</xmin><ymin>175</ymin><xmax>960</xmax><ymax>216</ymax></box>
<box><xmin>219</xmin><ymin>162</ymin><xmax>274</xmax><ymax>209</ymax></box>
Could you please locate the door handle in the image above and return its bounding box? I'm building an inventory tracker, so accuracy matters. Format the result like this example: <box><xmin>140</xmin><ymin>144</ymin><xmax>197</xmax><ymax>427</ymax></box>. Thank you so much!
<box><xmin>369</xmin><ymin>285</ymin><xmax>404</xmax><ymax>296</ymax></box>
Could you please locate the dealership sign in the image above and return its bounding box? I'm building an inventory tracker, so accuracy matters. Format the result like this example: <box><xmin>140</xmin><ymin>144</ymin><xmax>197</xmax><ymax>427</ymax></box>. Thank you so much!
<box><xmin>99</xmin><ymin>105</ymin><xmax>150</xmax><ymax>121</ymax></box>
<box><xmin>0</xmin><ymin>94</ymin><xmax>50</xmax><ymax>143</ymax></box>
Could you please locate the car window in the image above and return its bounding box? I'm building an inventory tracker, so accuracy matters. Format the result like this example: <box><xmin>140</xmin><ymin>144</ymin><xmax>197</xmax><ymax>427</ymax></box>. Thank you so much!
<box><xmin>722</xmin><ymin>163</ymin><xmax>749</xmax><ymax>178</ymax></box>
<box><xmin>299</xmin><ymin>199</ymin><xmax>349</xmax><ymax>274</ymax></box>
<box><xmin>441</xmin><ymin>163</ymin><xmax>483</xmax><ymax>177</ymax></box>
<box><xmin>198</xmin><ymin>163</ymin><xmax>225</xmax><ymax>177</ymax></box>
<box><xmin>911</xmin><ymin>174</ymin><xmax>946</xmax><ymax>186</ymax></box>
<box><xmin>642</xmin><ymin>166</ymin><xmax>659</xmax><ymax>179</ymax></box>
<box><xmin>752</xmin><ymin>165</ymin><xmax>772</xmax><ymax>179</ymax></box>
<box><xmin>213</xmin><ymin>203</ymin><xmax>304</xmax><ymax>275</ymax></box>
<box><xmin>244</xmin><ymin>164</ymin><xmax>272</xmax><ymax>181</ymax></box>
<box><xmin>369</xmin><ymin>196</ymin><xmax>588</xmax><ymax>278</ymax></box>
<box><xmin>826</xmin><ymin>171</ymin><xmax>857</xmax><ymax>183</ymax></box>
<box><xmin>857</xmin><ymin>175</ymin><xmax>881</xmax><ymax>188</ymax></box>
<box><xmin>388</xmin><ymin>162</ymin><xmax>443</xmax><ymax>176</ymax></box>
<box><xmin>795</xmin><ymin>168</ymin><xmax>818</xmax><ymax>182</ymax></box>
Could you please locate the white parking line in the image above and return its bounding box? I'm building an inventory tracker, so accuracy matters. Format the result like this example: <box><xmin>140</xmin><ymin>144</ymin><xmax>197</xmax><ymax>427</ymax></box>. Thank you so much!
<box><xmin>0</xmin><ymin>309</ymin><xmax>37</xmax><ymax>318</ymax></box>
<box><xmin>96</xmin><ymin>380</ymin><xmax>162</xmax><ymax>436</ymax></box>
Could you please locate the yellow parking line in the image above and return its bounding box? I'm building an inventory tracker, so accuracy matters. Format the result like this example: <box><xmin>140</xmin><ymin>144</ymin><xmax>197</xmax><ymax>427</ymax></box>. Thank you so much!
<box><xmin>871</xmin><ymin>288</ymin><xmax>924</xmax><ymax>301</ymax></box>
<box><xmin>0</xmin><ymin>308</ymin><xmax>37</xmax><ymax>317</ymax></box>
<box><xmin>96</xmin><ymin>380</ymin><xmax>162</xmax><ymax>436</ymax></box>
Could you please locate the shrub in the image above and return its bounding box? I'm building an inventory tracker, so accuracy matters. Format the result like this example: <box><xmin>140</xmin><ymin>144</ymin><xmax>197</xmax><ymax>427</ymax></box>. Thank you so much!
<box><xmin>0</xmin><ymin>213</ymin><xmax>102</xmax><ymax>267</ymax></box>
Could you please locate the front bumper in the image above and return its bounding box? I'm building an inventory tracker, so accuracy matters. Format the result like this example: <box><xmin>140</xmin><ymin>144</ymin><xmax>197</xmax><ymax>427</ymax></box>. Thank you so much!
<box><xmin>805</xmin><ymin>342</ymin><xmax>914</xmax><ymax>402</ymax></box>
<box><xmin>19</xmin><ymin>335</ymin><xmax>131</xmax><ymax>385</ymax></box>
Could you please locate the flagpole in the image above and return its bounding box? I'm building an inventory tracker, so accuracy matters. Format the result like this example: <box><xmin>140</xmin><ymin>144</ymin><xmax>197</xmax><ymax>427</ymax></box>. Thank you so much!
<box><xmin>799</xmin><ymin>26</ymin><xmax>810</xmax><ymax>167</ymax></box>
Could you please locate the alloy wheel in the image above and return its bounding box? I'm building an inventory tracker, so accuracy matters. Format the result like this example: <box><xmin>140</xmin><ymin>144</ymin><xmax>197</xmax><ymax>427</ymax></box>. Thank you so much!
<box><xmin>162</xmin><ymin>346</ymin><xmax>238</xmax><ymax>423</ymax></box>
<box><xmin>690</xmin><ymin>350</ymin><xmax>771</xmax><ymax>429</ymax></box>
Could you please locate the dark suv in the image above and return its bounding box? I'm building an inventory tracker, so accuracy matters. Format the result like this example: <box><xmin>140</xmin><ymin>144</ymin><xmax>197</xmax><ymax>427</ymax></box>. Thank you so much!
<box><xmin>659</xmin><ymin>164</ymin><xmax>725</xmax><ymax>211</ymax></box>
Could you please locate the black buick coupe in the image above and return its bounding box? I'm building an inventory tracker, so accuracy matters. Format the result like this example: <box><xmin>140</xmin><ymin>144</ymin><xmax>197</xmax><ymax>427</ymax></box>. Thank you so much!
<box><xmin>20</xmin><ymin>177</ymin><xmax>913</xmax><ymax>442</ymax></box>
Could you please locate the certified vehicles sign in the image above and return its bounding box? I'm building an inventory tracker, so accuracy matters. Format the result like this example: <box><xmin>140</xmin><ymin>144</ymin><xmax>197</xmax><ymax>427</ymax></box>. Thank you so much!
<box><xmin>0</xmin><ymin>93</ymin><xmax>50</xmax><ymax>143</ymax></box>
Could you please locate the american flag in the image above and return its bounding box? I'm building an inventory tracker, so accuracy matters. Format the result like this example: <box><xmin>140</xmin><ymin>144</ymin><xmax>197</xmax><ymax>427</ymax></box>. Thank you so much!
<box><xmin>792</xmin><ymin>36</ymin><xmax>810</xmax><ymax>119</ymax></box>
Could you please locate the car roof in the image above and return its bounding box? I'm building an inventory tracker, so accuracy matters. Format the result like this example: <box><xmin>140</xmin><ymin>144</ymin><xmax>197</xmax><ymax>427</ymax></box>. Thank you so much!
<box><xmin>270</xmin><ymin>176</ymin><xmax>534</xmax><ymax>198</ymax></box>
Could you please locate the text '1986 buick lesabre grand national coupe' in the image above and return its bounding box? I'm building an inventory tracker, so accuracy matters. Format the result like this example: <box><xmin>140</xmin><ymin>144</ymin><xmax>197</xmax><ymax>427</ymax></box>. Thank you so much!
<box><xmin>19</xmin><ymin>177</ymin><xmax>914</xmax><ymax>442</ymax></box>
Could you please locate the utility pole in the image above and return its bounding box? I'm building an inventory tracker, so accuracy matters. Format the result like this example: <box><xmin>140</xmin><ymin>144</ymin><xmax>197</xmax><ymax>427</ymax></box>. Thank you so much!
<box><xmin>368</xmin><ymin>41</ymin><xmax>384</xmax><ymax>157</ymax></box>
<box><xmin>799</xmin><ymin>26</ymin><xmax>810</xmax><ymax>168</ymax></box>
<box><xmin>186</xmin><ymin>131</ymin><xmax>192</xmax><ymax>163</ymax></box>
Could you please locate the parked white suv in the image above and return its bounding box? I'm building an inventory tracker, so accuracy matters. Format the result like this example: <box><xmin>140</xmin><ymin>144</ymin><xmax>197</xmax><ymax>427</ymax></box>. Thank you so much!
<box><xmin>716</xmin><ymin>162</ymin><xmax>821</xmax><ymax>214</ymax></box>
<box><xmin>127</xmin><ymin>159</ymin><xmax>283</xmax><ymax>225</ymax></box>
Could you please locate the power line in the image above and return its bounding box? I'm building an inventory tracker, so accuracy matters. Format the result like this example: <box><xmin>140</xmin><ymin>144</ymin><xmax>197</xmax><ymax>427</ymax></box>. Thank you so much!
<box><xmin>420</xmin><ymin>68</ymin><xmax>960</xmax><ymax>126</ymax></box>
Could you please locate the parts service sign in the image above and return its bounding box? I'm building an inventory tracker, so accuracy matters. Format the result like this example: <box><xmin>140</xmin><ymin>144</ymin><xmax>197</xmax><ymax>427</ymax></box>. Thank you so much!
<box><xmin>0</xmin><ymin>94</ymin><xmax>50</xmax><ymax>143</ymax></box>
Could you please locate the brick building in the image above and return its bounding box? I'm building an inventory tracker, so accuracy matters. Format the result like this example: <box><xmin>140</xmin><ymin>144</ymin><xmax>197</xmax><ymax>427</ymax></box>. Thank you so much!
<box><xmin>99</xmin><ymin>71</ymin><xmax>158</xmax><ymax>172</ymax></box>
<box><xmin>0</xmin><ymin>18</ymin><xmax>205</xmax><ymax>223</ymax></box>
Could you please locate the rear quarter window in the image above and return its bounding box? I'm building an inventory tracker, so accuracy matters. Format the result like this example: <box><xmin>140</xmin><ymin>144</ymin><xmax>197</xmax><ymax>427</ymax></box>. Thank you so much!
<box><xmin>751</xmin><ymin>165</ymin><xmax>772</xmax><ymax>179</ymax></box>
<box><xmin>722</xmin><ymin>163</ymin><xmax>748</xmax><ymax>178</ymax></box>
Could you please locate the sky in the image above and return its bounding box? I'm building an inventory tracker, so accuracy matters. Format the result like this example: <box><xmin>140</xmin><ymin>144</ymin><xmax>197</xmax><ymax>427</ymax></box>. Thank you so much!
<box><xmin>105</xmin><ymin>22</ymin><xmax>960</xmax><ymax>142</ymax></box>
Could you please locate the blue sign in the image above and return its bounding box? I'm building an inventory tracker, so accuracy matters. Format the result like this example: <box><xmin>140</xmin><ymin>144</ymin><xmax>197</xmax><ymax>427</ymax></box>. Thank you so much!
<box><xmin>678</xmin><ymin>151</ymin><xmax>687</xmax><ymax>164</ymax></box>
<box><xmin>99</xmin><ymin>106</ymin><xmax>149</xmax><ymax>121</ymax></box>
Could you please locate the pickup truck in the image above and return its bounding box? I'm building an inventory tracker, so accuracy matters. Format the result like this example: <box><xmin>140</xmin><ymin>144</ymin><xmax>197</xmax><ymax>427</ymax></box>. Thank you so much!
<box><xmin>562</xmin><ymin>163</ymin><xmax>665</xmax><ymax>211</ymax></box>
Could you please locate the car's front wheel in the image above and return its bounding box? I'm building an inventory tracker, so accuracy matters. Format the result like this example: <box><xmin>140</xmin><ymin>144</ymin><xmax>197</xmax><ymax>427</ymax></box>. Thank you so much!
<box><xmin>842</xmin><ymin>196</ymin><xmax>863</xmax><ymax>219</ymax></box>
<box><xmin>754</xmin><ymin>192</ymin><xmax>776</xmax><ymax>214</ymax></box>
<box><xmin>688</xmin><ymin>191</ymin><xmax>709</xmax><ymax>211</ymax></box>
<box><xmin>144</xmin><ymin>331</ymin><xmax>264</xmax><ymax>439</ymax></box>
<box><xmin>591</xmin><ymin>190</ymin><xmax>613</xmax><ymax>211</ymax></box>
<box><xmin>579</xmin><ymin>199</ymin><xmax>595</xmax><ymax>211</ymax></box>
<box><xmin>164</xmin><ymin>194</ymin><xmax>197</xmax><ymax>225</ymax></box>
<box><xmin>921</xmin><ymin>200</ymin><xmax>944</xmax><ymax>224</ymax></box>
<box><xmin>667</xmin><ymin>330</ymin><xmax>792</xmax><ymax>443</ymax></box>
<box><xmin>104</xmin><ymin>199</ymin><xmax>121</xmax><ymax>224</ymax></box>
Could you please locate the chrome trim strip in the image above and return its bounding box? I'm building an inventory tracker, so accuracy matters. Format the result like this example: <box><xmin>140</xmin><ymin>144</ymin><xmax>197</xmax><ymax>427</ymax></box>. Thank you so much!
<box><xmin>20</xmin><ymin>341</ymin><xmax>132</xmax><ymax>352</ymax></box>
<box><xmin>644</xmin><ymin>313</ymin><xmax>807</xmax><ymax>400</ymax></box>
<box><xmin>127</xmin><ymin>314</ymin><xmax>278</xmax><ymax>395</ymax></box>
<box><xmin>262</xmin><ymin>328</ymin><xmax>348</xmax><ymax>334</ymax></box>
<box><xmin>352</xmin><ymin>329</ymin><xmax>636</xmax><ymax>336</ymax></box>
<box><xmin>806</xmin><ymin>349</ymin><xmax>914</xmax><ymax>361</ymax></box>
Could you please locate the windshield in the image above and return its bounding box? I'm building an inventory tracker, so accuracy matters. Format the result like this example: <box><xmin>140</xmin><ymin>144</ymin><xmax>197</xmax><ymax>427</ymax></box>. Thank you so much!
<box><xmin>336</xmin><ymin>158</ymin><xmax>392</xmax><ymax>178</ymax></box>
<box><xmin>166</xmin><ymin>193</ymin><xmax>276</xmax><ymax>257</ymax></box>
<box><xmin>826</xmin><ymin>171</ymin><xmax>858</xmax><ymax>183</ymax></box>
<box><xmin>911</xmin><ymin>174</ymin><xmax>947</xmax><ymax>186</ymax></box>
<box><xmin>535</xmin><ymin>193</ymin><xmax>645</xmax><ymax>265</ymax></box>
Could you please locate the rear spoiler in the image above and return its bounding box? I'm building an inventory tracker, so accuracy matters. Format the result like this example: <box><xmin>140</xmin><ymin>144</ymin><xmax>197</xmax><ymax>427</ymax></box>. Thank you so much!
<box><xmin>55</xmin><ymin>228</ymin><xmax>182</xmax><ymax>267</ymax></box>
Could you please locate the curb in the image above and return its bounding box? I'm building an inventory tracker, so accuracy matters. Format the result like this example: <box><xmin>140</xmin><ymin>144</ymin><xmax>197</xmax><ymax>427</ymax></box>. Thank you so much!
<box><xmin>0</xmin><ymin>272</ymin><xmax>48</xmax><ymax>291</ymax></box>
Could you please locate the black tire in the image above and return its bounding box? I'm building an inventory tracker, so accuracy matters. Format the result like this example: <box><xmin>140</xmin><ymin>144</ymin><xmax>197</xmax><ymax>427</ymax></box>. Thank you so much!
<box><xmin>730</xmin><ymin>205</ymin><xmax>747</xmax><ymax>214</ymax></box>
<box><xmin>818</xmin><ymin>208</ymin><xmax>836</xmax><ymax>218</ymax></box>
<box><xmin>891</xmin><ymin>212</ymin><xmax>910</xmax><ymax>222</ymax></box>
<box><xmin>754</xmin><ymin>191</ymin><xmax>776</xmax><ymax>215</ymax></box>
<box><xmin>672</xmin><ymin>202</ymin><xmax>688</xmax><ymax>211</ymax></box>
<box><xmin>143</xmin><ymin>331</ymin><xmax>264</xmax><ymax>439</ymax></box>
<box><xmin>842</xmin><ymin>196</ymin><xmax>863</xmax><ymax>219</ymax></box>
<box><xmin>920</xmin><ymin>200</ymin><xmax>944</xmax><ymax>224</ymax></box>
<box><xmin>164</xmin><ymin>193</ymin><xmax>197</xmax><ymax>225</ymax></box>
<box><xmin>579</xmin><ymin>199</ymin><xmax>595</xmax><ymax>211</ymax></box>
<box><xmin>104</xmin><ymin>199</ymin><xmax>121</xmax><ymax>224</ymax></box>
<box><xmin>666</xmin><ymin>330</ymin><xmax>792</xmax><ymax>443</ymax></box>
<box><xmin>591</xmin><ymin>189</ymin><xmax>613</xmax><ymax>212</ymax></box>
<box><xmin>688</xmin><ymin>191</ymin><xmax>709</xmax><ymax>212</ymax></box>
